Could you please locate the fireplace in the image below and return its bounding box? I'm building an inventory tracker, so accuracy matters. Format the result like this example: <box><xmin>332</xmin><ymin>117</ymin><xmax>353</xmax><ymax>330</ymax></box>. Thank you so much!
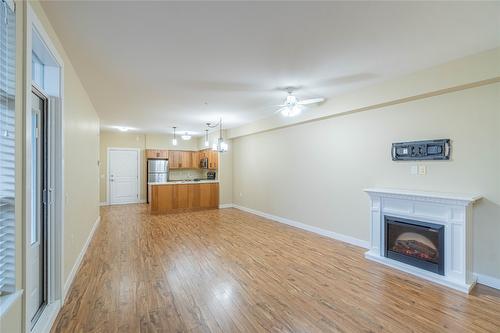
<box><xmin>384</xmin><ymin>216</ymin><xmax>444</xmax><ymax>275</ymax></box>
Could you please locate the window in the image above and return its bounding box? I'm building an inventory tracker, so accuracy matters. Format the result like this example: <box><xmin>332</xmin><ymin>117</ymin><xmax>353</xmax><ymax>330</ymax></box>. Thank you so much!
<box><xmin>31</xmin><ymin>52</ymin><xmax>44</xmax><ymax>89</ymax></box>
<box><xmin>0</xmin><ymin>0</ymin><xmax>16</xmax><ymax>296</ymax></box>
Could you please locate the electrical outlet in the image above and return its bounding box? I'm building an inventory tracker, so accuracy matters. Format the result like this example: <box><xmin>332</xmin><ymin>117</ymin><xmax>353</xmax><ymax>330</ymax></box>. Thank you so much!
<box><xmin>410</xmin><ymin>165</ymin><xmax>418</xmax><ymax>175</ymax></box>
<box><xmin>418</xmin><ymin>165</ymin><xmax>427</xmax><ymax>175</ymax></box>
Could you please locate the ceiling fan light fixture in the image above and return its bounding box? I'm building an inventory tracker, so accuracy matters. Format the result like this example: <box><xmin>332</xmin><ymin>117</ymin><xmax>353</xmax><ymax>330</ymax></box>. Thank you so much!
<box><xmin>278</xmin><ymin>90</ymin><xmax>324</xmax><ymax>118</ymax></box>
<box><xmin>181</xmin><ymin>132</ymin><xmax>191</xmax><ymax>140</ymax></box>
<box><xmin>281</xmin><ymin>105</ymin><xmax>301</xmax><ymax>117</ymax></box>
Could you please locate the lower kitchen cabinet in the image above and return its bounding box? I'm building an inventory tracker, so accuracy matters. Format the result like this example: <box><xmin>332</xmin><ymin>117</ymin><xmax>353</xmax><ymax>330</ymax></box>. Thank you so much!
<box><xmin>150</xmin><ymin>183</ymin><xmax>219</xmax><ymax>213</ymax></box>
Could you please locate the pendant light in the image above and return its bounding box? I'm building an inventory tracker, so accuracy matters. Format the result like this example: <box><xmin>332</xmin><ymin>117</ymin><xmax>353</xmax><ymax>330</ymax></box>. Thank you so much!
<box><xmin>208</xmin><ymin>118</ymin><xmax>227</xmax><ymax>153</ymax></box>
<box><xmin>204</xmin><ymin>128</ymin><xmax>209</xmax><ymax>147</ymax></box>
<box><xmin>172</xmin><ymin>126</ymin><xmax>177</xmax><ymax>146</ymax></box>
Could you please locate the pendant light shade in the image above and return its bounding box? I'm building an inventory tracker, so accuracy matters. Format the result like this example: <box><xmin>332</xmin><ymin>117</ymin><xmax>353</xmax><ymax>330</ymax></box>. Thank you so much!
<box><xmin>172</xmin><ymin>126</ymin><xmax>177</xmax><ymax>146</ymax></box>
<box><xmin>212</xmin><ymin>118</ymin><xmax>228</xmax><ymax>153</ymax></box>
<box><xmin>204</xmin><ymin>129</ymin><xmax>209</xmax><ymax>147</ymax></box>
<box><xmin>208</xmin><ymin>118</ymin><xmax>228</xmax><ymax>153</ymax></box>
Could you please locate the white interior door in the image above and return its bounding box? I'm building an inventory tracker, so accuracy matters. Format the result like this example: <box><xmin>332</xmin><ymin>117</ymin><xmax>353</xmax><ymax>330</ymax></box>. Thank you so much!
<box><xmin>109</xmin><ymin>149</ymin><xmax>139</xmax><ymax>204</ymax></box>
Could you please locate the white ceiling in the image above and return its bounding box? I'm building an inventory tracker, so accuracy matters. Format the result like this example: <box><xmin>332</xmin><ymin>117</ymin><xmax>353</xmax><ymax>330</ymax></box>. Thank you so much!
<box><xmin>41</xmin><ymin>1</ymin><xmax>500</xmax><ymax>135</ymax></box>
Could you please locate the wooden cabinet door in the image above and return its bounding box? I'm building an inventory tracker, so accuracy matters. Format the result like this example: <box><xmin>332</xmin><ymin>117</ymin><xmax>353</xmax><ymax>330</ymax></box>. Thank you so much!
<box><xmin>168</xmin><ymin>151</ymin><xmax>178</xmax><ymax>169</ymax></box>
<box><xmin>179</xmin><ymin>151</ymin><xmax>191</xmax><ymax>169</ymax></box>
<box><xmin>191</xmin><ymin>151</ymin><xmax>200</xmax><ymax>169</ymax></box>
<box><xmin>158</xmin><ymin>150</ymin><xmax>168</xmax><ymax>159</ymax></box>
<box><xmin>147</xmin><ymin>149</ymin><xmax>168</xmax><ymax>159</ymax></box>
<box><xmin>188</xmin><ymin>183</ymin><xmax>219</xmax><ymax>209</ymax></box>
<box><xmin>169</xmin><ymin>150</ymin><xmax>198</xmax><ymax>169</ymax></box>
<box><xmin>175</xmin><ymin>184</ymin><xmax>189</xmax><ymax>208</ymax></box>
<box><xmin>207</xmin><ymin>150</ymin><xmax>218</xmax><ymax>169</ymax></box>
<box><xmin>207</xmin><ymin>150</ymin><xmax>212</xmax><ymax>169</ymax></box>
<box><xmin>213</xmin><ymin>151</ymin><xmax>218</xmax><ymax>169</ymax></box>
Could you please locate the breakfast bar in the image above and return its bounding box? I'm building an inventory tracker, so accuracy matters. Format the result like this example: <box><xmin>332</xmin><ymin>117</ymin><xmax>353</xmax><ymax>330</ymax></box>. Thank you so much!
<box><xmin>148</xmin><ymin>180</ymin><xmax>219</xmax><ymax>214</ymax></box>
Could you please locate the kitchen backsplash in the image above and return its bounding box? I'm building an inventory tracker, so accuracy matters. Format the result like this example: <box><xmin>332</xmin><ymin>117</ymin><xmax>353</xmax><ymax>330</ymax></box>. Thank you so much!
<box><xmin>169</xmin><ymin>169</ymin><xmax>204</xmax><ymax>180</ymax></box>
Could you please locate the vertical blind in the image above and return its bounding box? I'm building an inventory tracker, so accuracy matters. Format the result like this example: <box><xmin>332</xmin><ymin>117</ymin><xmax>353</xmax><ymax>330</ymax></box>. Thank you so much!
<box><xmin>0</xmin><ymin>0</ymin><xmax>16</xmax><ymax>295</ymax></box>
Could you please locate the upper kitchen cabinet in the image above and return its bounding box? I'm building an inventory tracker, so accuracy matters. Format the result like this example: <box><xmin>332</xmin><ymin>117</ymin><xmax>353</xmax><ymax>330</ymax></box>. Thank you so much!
<box><xmin>207</xmin><ymin>150</ymin><xmax>218</xmax><ymax>169</ymax></box>
<box><xmin>169</xmin><ymin>150</ymin><xmax>193</xmax><ymax>169</ymax></box>
<box><xmin>146</xmin><ymin>149</ymin><xmax>168</xmax><ymax>159</ymax></box>
<box><xmin>168</xmin><ymin>149</ymin><xmax>217</xmax><ymax>169</ymax></box>
<box><xmin>199</xmin><ymin>149</ymin><xmax>218</xmax><ymax>169</ymax></box>
<box><xmin>191</xmin><ymin>151</ymin><xmax>200</xmax><ymax>169</ymax></box>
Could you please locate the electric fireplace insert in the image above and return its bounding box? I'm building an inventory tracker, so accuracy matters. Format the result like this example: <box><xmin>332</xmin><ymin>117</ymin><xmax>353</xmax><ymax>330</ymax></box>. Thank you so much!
<box><xmin>384</xmin><ymin>216</ymin><xmax>444</xmax><ymax>275</ymax></box>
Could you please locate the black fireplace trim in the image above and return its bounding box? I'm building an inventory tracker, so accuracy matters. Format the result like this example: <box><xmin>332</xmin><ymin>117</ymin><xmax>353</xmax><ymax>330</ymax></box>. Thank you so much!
<box><xmin>383</xmin><ymin>216</ymin><xmax>445</xmax><ymax>276</ymax></box>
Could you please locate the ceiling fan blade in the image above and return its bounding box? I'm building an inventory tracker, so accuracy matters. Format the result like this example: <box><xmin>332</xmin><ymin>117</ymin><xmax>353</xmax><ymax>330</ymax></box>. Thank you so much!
<box><xmin>298</xmin><ymin>98</ymin><xmax>325</xmax><ymax>105</ymax></box>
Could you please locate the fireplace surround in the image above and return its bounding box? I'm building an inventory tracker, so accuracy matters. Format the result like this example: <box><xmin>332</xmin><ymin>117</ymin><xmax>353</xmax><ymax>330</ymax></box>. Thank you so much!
<box><xmin>364</xmin><ymin>188</ymin><xmax>481</xmax><ymax>293</ymax></box>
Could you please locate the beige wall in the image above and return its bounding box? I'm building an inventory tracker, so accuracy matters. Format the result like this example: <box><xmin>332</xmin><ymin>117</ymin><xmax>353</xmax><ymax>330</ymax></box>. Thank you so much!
<box><xmin>232</xmin><ymin>81</ymin><xmax>500</xmax><ymax>280</ymax></box>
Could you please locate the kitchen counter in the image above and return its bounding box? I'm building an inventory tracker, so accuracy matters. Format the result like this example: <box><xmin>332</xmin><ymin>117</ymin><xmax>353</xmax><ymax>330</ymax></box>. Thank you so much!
<box><xmin>148</xmin><ymin>181</ymin><xmax>219</xmax><ymax>214</ymax></box>
<box><xmin>148</xmin><ymin>180</ymin><xmax>219</xmax><ymax>185</ymax></box>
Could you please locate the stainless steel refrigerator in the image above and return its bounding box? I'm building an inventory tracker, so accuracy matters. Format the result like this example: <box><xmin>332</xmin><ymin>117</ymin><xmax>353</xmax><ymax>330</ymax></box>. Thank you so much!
<box><xmin>147</xmin><ymin>159</ymin><xmax>168</xmax><ymax>183</ymax></box>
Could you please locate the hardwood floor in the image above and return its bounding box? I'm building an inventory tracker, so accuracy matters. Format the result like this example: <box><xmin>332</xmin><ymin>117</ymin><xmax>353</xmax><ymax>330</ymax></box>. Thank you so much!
<box><xmin>51</xmin><ymin>204</ymin><xmax>500</xmax><ymax>333</ymax></box>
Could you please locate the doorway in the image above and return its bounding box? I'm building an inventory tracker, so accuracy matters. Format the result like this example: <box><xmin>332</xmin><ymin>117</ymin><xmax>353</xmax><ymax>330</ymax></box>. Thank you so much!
<box><xmin>25</xmin><ymin>6</ymin><xmax>65</xmax><ymax>332</ymax></box>
<box><xmin>107</xmin><ymin>148</ymin><xmax>140</xmax><ymax>205</ymax></box>
<box><xmin>28</xmin><ymin>88</ymin><xmax>48</xmax><ymax>328</ymax></box>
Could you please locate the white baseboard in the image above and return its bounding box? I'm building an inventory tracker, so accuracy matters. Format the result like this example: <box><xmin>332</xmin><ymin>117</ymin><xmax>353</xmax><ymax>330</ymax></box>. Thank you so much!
<box><xmin>62</xmin><ymin>215</ymin><xmax>101</xmax><ymax>301</ymax></box>
<box><xmin>219</xmin><ymin>203</ymin><xmax>234</xmax><ymax>209</ymax></box>
<box><xmin>102</xmin><ymin>199</ymin><xmax>146</xmax><ymax>206</ymax></box>
<box><xmin>232</xmin><ymin>204</ymin><xmax>370</xmax><ymax>249</ymax></box>
<box><xmin>476</xmin><ymin>273</ymin><xmax>500</xmax><ymax>290</ymax></box>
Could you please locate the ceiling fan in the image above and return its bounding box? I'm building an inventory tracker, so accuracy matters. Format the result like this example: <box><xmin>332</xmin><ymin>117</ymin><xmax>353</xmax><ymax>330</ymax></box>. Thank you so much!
<box><xmin>277</xmin><ymin>89</ymin><xmax>325</xmax><ymax>117</ymax></box>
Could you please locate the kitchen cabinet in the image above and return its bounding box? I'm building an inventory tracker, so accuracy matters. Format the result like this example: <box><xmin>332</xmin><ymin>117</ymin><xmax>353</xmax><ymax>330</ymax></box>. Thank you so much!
<box><xmin>208</xmin><ymin>150</ymin><xmax>218</xmax><ymax>170</ymax></box>
<box><xmin>150</xmin><ymin>182</ymin><xmax>219</xmax><ymax>213</ymax></box>
<box><xmin>168</xmin><ymin>150</ymin><xmax>193</xmax><ymax>169</ymax></box>
<box><xmin>168</xmin><ymin>149</ymin><xmax>217</xmax><ymax>170</ymax></box>
<box><xmin>191</xmin><ymin>151</ymin><xmax>200</xmax><ymax>169</ymax></box>
<box><xmin>199</xmin><ymin>149</ymin><xmax>218</xmax><ymax>169</ymax></box>
<box><xmin>146</xmin><ymin>149</ymin><xmax>168</xmax><ymax>159</ymax></box>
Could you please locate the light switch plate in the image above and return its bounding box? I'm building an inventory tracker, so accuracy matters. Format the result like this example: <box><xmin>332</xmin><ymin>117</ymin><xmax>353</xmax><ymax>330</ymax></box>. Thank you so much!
<box><xmin>410</xmin><ymin>165</ymin><xmax>418</xmax><ymax>175</ymax></box>
<box><xmin>418</xmin><ymin>165</ymin><xmax>427</xmax><ymax>175</ymax></box>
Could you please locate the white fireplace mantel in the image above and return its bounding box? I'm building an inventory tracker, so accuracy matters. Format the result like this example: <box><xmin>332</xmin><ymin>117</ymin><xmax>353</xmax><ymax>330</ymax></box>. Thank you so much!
<box><xmin>364</xmin><ymin>188</ymin><xmax>481</xmax><ymax>293</ymax></box>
